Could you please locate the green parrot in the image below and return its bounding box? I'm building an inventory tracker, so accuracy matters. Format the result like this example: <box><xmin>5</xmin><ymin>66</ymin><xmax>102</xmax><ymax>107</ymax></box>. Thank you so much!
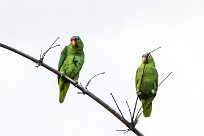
<box><xmin>135</xmin><ymin>53</ymin><xmax>158</xmax><ymax>117</ymax></box>
<box><xmin>58</xmin><ymin>36</ymin><xmax>85</xmax><ymax>103</ymax></box>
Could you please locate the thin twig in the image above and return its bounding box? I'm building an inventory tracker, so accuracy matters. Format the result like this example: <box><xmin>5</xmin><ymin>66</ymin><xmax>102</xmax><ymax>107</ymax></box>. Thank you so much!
<box><xmin>158</xmin><ymin>72</ymin><xmax>172</xmax><ymax>87</ymax></box>
<box><xmin>137</xmin><ymin>112</ymin><xmax>142</xmax><ymax>120</ymax></box>
<box><xmin>36</xmin><ymin>37</ymin><xmax>60</xmax><ymax>67</ymax></box>
<box><xmin>132</xmin><ymin>96</ymin><xmax>139</xmax><ymax>122</ymax></box>
<box><xmin>123</xmin><ymin>129</ymin><xmax>130</xmax><ymax>134</ymax></box>
<box><xmin>116</xmin><ymin>129</ymin><xmax>131</xmax><ymax>134</ymax></box>
<box><xmin>135</xmin><ymin>106</ymin><xmax>143</xmax><ymax>122</ymax></box>
<box><xmin>148</xmin><ymin>47</ymin><xmax>161</xmax><ymax>54</ymax></box>
<box><xmin>42</xmin><ymin>37</ymin><xmax>60</xmax><ymax>57</ymax></box>
<box><xmin>116</xmin><ymin>130</ymin><xmax>127</xmax><ymax>132</ymax></box>
<box><xmin>116</xmin><ymin>129</ymin><xmax>130</xmax><ymax>134</ymax></box>
<box><xmin>110</xmin><ymin>93</ymin><xmax>125</xmax><ymax>120</ymax></box>
<box><xmin>126</xmin><ymin>101</ymin><xmax>133</xmax><ymax>121</ymax></box>
<box><xmin>85</xmin><ymin>72</ymin><xmax>105</xmax><ymax>89</ymax></box>
<box><xmin>124</xmin><ymin>129</ymin><xmax>131</xmax><ymax>134</ymax></box>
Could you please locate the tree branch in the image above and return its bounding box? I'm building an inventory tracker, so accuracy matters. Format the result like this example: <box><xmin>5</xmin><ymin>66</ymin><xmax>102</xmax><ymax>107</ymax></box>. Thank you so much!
<box><xmin>85</xmin><ymin>72</ymin><xmax>105</xmax><ymax>89</ymax></box>
<box><xmin>110</xmin><ymin>93</ymin><xmax>125</xmax><ymax>120</ymax></box>
<box><xmin>36</xmin><ymin>37</ymin><xmax>60</xmax><ymax>68</ymax></box>
<box><xmin>0</xmin><ymin>43</ymin><xmax>144</xmax><ymax>136</ymax></box>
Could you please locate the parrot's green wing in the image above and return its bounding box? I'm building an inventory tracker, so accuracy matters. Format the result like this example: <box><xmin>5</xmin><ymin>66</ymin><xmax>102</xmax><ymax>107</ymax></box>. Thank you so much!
<box><xmin>155</xmin><ymin>68</ymin><xmax>159</xmax><ymax>90</ymax></box>
<box><xmin>58</xmin><ymin>46</ymin><xmax>67</xmax><ymax>71</ymax></box>
<box><xmin>135</xmin><ymin>64</ymin><xmax>144</xmax><ymax>93</ymax></box>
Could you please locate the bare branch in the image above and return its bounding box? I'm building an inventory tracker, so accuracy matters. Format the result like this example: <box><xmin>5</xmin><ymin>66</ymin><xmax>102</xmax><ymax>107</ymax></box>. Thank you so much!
<box><xmin>137</xmin><ymin>112</ymin><xmax>143</xmax><ymax>120</ymax></box>
<box><xmin>116</xmin><ymin>130</ymin><xmax>127</xmax><ymax>132</ymax></box>
<box><xmin>134</xmin><ymin>106</ymin><xmax>143</xmax><ymax>124</ymax></box>
<box><xmin>158</xmin><ymin>72</ymin><xmax>172</xmax><ymax>87</ymax></box>
<box><xmin>132</xmin><ymin>96</ymin><xmax>139</xmax><ymax>122</ymax></box>
<box><xmin>41</xmin><ymin>37</ymin><xmax>60</xmax><ymax>58</ymax></box>
<box><xmin>36</xmin><ymin>37</ymin><xmax>60</xmax><ymax>67</ymax></box>
<box><xmin>148</xmin><ymin>47</ymin><xmax>161</xmax><ymax>54</ymax></box>
<box><xmin>85</xmin><ymin>72</ymin><xmax>105</xmax><ymax>89</ymax></box>
<box><xmin>0</xmin><ymin>42</ymin><xmax>144</xmax><ymax>136</ymax></box>
<box><xmin>126</xmin><ymin>101</ymin><xmax>133</xmax><ymax>121</ymax></box>
<box><xmin>116</xmin><ymin>129</ymin><xmax>131</xmax><ymax>134</ymax></box>
<box><xmin>110</xmin><ymin>93</ymin><xmax>125</xmax><ymax>120</ymax></box>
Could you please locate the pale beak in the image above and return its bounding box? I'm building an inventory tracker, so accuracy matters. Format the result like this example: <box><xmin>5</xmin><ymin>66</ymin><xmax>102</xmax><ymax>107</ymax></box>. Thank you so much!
<box><xmin>71</xmin><ymin>40</ymin><xmax>77</xmax><ymax>48</ymax></box>
<box><xmin>142</xmin><ymin>56</ymin><xmax>147</xmax><ymax>64</ymax></box>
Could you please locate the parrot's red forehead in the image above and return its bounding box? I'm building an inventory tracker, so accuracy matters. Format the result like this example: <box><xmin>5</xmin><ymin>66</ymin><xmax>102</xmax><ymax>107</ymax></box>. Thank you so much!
<box><xmin>70</xmin><ymin>38</ymin><xmax>78</xmax><ymax>41</ymax></box>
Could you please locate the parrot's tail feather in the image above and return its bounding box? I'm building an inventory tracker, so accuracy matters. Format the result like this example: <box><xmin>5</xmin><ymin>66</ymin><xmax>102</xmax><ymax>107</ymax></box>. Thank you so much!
<box><xmin>142</xmin><ymin>101</ymin><xmax>152</xmax><ymax>117</ymax></box>
<box><xmin>58</xmin><ymin>78</ymin><xmax>70</xmax><ymax>103</ymax></box>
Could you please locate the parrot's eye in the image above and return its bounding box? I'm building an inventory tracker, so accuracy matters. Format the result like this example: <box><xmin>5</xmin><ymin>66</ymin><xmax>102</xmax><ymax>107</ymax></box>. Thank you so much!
<box><xmin>148</xmin><ymin>55</ymin><xmax>151</xmax><ymax>59</ymax></box>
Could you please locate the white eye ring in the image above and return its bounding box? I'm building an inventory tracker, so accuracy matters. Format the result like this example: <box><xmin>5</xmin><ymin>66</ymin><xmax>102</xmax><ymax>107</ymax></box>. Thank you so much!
<box><xmin>148</xmin><ymin>55</ymin><xmax>151</xmax><ymax>59</ymax></box>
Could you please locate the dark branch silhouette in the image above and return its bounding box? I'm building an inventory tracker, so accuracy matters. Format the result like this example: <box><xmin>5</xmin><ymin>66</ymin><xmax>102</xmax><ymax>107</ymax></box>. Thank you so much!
<box><xmin>132</xmin><ymin>96</ymin><xmax>139</xmax><ymax>122</ymax></box>
<box><xmin>36</xmin><ymin>37</ymin><xmax>60</xmax><ymax>67</ymax></box>
<box><xmin>0</xmin><ymin>43</ymin><xmax>144</xmax><ymax>136</ymax></box>
<box><xmin>126</xmin><ymin>101</ymin><xmax>133</xmax><ymax>121</ymax></box>
<box><xmin>110</xmin><ymin>93</ymin><xmax>125</xmax><ymax>120</ymax></box>
<box><xmin>85</xmin><ymin>72</ymin><xmax>105</xmax><ymax>89</ymax></box>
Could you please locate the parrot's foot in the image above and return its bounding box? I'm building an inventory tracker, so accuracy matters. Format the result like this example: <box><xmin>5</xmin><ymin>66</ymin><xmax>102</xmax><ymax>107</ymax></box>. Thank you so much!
<box><xmin>136</xmin><ymin>91</ymin><xmax>142</xmax><ymax>96</ymax></box>
<box><xmin>151</xmin><ymin>90</ymin><xmax>157</xmax><ymax>96</ymax></box>
<box><xmin>136</xmin><ymin>91</ymin><xmax>142</xmax><ymax>100</ymax></box>
<box><xmin>60</xmin><ymin>72</ymin><xmax>65</xmax><ymax>78</ymax></box>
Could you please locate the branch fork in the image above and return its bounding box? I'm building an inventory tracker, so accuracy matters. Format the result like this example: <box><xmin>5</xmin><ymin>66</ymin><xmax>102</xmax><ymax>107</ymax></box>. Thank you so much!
<box><xmin>36</xmin><ymin>37</ymin><xmax>60</xmax><ymax>67</ymax></box>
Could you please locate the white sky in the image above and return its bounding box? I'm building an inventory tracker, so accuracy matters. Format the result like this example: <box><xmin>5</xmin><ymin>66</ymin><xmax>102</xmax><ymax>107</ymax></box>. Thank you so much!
<box><xmin>0</xmin><ymin>0</ymin><xmax>204</xmax><ymax>136</ymax></box>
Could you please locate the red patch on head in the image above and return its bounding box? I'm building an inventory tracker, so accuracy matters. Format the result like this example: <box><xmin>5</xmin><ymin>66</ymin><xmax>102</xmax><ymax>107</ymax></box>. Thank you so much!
<box><xmin>70</xmin><ymin>38</ymin><xmax>78</xmax><ymax>41</ymax></box>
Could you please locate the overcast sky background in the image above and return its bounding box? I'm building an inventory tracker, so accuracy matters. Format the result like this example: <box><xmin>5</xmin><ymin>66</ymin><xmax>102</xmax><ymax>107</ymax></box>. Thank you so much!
<box><xmin>0</xmin><ymin>0</ymin><xmax>204</xmax><ymax>136</ymax></box>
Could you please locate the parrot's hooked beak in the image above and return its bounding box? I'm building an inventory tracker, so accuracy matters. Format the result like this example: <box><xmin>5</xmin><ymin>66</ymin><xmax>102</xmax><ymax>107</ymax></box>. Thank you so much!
<box><xmin>71</xmin><ymin>40</ymin><xmax>78</xmax><ymax>48</ymax></box>
<box><xmin>142</xmin><ymin>55</ymin><xmax>148</xmax><ymax>64</ymax></box>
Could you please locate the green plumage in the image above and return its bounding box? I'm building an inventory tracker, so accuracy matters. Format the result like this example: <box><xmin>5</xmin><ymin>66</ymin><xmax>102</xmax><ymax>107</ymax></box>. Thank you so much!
<box><xmin>58</xmin><ymin>36</ymin><xmax>84</xmax><ymax>103</ymax></box>
<box><xmin>135</xmin><ymin>54</ymin><xmax>158</xmax><ymax>117</ymax></box>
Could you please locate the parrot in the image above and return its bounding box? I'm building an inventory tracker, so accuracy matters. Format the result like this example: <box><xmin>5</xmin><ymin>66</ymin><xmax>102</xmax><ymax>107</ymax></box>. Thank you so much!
<box><xmin>135</xmin><ymin>53</ymin><xmax>158</xmax><ymax>117</ymax></box>
<box><xmin>58</xmin><ymin>36</ymin><xmax>85</xmax><ymax>103</ymax></box>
